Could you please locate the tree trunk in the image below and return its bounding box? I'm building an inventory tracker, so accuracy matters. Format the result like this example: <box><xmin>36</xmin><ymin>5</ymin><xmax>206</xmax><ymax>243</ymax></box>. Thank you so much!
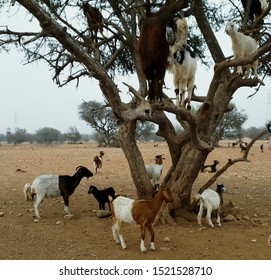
<box><xmin>118</xmin><ymin>121</ymin><xmax>153</xmax><ymax>199</ymax></box>
<box><xmin>165</xmin><ymin>142</ymin><xmax>209</xmax><ymax>209</ymax></box>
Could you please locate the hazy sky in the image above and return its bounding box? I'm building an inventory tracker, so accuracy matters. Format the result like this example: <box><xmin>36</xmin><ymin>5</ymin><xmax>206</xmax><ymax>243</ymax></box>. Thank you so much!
<box><xmin>1</xmin><ymin>6</ymin><xmax>270</xmax><ymax>135</ymax></box>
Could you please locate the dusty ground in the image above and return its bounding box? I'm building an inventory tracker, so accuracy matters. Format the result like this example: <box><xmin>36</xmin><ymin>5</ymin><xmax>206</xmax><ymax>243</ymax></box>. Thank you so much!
<box><xmin>0</xmin><ymin>141</ymin><xmax>271</xmax><ymax>260</ymax></box>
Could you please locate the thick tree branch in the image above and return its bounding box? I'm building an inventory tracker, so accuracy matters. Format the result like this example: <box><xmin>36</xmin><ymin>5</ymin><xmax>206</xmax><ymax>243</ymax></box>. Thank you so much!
<box><xmin>189</xmin><ymin>128</ymin><xmax>269</xmax><ymax>210</ymax></box>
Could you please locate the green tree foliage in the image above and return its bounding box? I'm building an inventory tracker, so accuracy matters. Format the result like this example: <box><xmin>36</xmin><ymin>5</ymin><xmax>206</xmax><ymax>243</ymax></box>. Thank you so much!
<box><xmin>78</xmin><ymin>100</ymin><xmax>157</xmax><ymax>146</ymax></box>
<box><xmin>64</xmin><ymin>126</ymin><xmax>82</xmax><ymax>144</ymax></box>
<box><xmin>78</xmin><ymin>100</ymin><xmax>118</xmax><ymax>147</ymax></box>
<box><xmin>6</xmin><ymin>128</ymin><xmax>27</xmax><ymax>144</ymax></box>
<box><xmin>35</xmin><ymin>127</ymin><xmax>62</xmax><ymax>144</ymax></box>
<box><xmin>246</xmin><ymin>126</ymin><xmax>268</xmax><ymax>140</ymax></box>
<box><xmin>211</xmin><ymin>104</ymin><xmax>248</xmax><ymax>146</ymax></box>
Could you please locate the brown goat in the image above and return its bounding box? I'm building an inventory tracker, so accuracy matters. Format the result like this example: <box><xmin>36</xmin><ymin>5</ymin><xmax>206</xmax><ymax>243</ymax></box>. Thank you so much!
<box><xmin>110</xmin><ymin>187</ymin><xmax>174</xmax><ymax>252</ymax></box>
<box><xmin>138</xmin><ymin>13</ymin><xmax>187</xmax><ymax>101</ymax></box>
<box><xmin>93</xmin><ymin>151</ymin><xmax>105</xmax><ymax>174</ymax></box>
<box><xmin>82</xmin><ymin>3</ymin><xmax>103</xmax><ymax>42</ymax></box>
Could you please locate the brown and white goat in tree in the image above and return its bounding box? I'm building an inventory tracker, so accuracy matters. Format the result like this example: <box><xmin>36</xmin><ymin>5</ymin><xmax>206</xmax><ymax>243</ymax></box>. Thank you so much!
<box><xmin>110</xmin><ymin>187</ymin><xmax>174</xmax><ymax>252</ymax></box>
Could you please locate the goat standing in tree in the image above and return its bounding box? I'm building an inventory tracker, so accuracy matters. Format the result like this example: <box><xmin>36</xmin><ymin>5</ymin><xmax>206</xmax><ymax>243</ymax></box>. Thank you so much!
<box><xmin>82</xmin><ymin>2</ymin><xmax>103</xmax><ymax>42</ymax></box>
<box><xmin>138</xmin><ymin>13</ymin><xmax>188</xmax><ymax>102</ymax></box>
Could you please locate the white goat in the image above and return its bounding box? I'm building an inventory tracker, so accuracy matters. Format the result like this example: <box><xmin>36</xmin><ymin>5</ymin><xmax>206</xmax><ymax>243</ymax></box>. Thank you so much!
<box><xmin>110</xmin><ymin>187</ymin><xmax>174</xmax><ymax>252</ymax></box>
<box><xmin>145</xmin><ymin>155</ymin><xmax>164</xmax><ymax>190</ymax></box>
<box><xmin>193</xmin><ymin>183</ymin><xmax>226</xmax><ymax>228</ymax></box>
<box><xmin>168</xmin><ymin>45</ymin><xmax>197</xmax><ymax>109</ymax></box>
<box><xmin>225</xmin><ymin>21</ymin><xmax>258</xmax><ymax>78</ymax></box>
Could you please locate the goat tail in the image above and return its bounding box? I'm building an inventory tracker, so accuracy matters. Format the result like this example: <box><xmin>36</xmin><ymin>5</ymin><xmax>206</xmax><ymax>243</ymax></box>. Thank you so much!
<box><xmin>108</xmin><ymin>195</ymin><xmax>115</xmax><ymax>216</ymax></box>
<box><xmin>193</xmin><ymin>193</ymin><xmax>203</xmax><ymax>203</ymax></box>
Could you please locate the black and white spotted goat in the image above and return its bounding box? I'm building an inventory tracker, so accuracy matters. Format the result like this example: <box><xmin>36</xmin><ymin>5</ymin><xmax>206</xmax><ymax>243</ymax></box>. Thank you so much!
<box><xmin>168</xmin><ymin>44</ymin><xmax>197</xmax><ymax>109</ymax></box>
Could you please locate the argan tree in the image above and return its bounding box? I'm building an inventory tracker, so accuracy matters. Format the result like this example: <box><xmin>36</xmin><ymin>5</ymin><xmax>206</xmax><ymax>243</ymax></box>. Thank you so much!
<box><xmin>1</xmin><ymin>0</ymin><xmax>270</xmax><ymax>214</ymax></box>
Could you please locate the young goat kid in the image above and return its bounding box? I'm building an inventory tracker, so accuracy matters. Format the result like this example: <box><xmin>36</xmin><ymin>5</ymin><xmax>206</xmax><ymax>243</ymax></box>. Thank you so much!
<box><xmin>193</xmin><ymin>183</ymin><xmax>226</xmax><ymax>228</ymax></box>
<box><xmin>30</xmin><ymin>166</ymin><xmax>93</xmax><ymax>219</ymax></box>
<box><xmin>225</xmin><ymin>21</ymin><xmax>258</xmax><ymax>78</ymax></box>
<box><xmin>93</xmin><ymin>151</ymin><xmax>104</xmax><ymax>174</ymax></box>
<box><xmin>145</xmin><ymin>155</ymin><xmax>164</xmax><ymax>190</ymax></box>
<box><xmin>110</xmin><ymin>187</ymin><xmax>173</xmax><ymax>252</ymax></box>
<box><xmin>88</xmin><ymin>185</ymin><xmax>116</xmax><ymax>211</ymax></box>
<box><xmin>168</xmin><ymin>45</ymin><xmax>197</xmax><ymax>109</ymax></box>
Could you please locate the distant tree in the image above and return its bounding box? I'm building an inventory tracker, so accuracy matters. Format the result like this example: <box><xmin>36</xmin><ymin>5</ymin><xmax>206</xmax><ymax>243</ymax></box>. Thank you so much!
<box><xmin>79</xmin><ymin>100</ymin><xmax>158</xmax><ymax>146</ymax></box>
<box><xmin>78</xmin><ymin>100</ymin><xmax>118</xmax><ymax>147</ymax></box>
<box><xmin>64</xmin><ymin>126</ymin><xmax>81</xmax><ymax>144</ymax></box>
<box><xmin>35</xmin><ymin>127</ymin><xmax>62</xmax><ymax>144</ymax></box>
<box><xmin>136</xmin><ymin>122</ymin><xmax>156</xmax><ymax>141</ymax></box>
<box><xmin>246</xmin><ymin>126</ymin><xmax>267</xmax><ymax>140</ymax></box>
<box><xmin>0</xmin><ymin>133</ymin><xmax>6</xmax><ymax>142</ymax></box>
<box><xmin>6</xmin><ymin>127</ymin><xmax>27</xmax><ymax>144</ymax></box>
<box><xmin>211</xmin><ymin>104</ymin><xmax>248</xmax><ymax>146</ymax></box>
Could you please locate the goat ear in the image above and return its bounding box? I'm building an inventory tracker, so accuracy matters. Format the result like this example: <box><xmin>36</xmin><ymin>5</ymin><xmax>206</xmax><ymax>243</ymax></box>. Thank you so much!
<box><xmin>176</xmin><ymin>12</ymin><xmax>185</xmax><ymax>19</ymax></box>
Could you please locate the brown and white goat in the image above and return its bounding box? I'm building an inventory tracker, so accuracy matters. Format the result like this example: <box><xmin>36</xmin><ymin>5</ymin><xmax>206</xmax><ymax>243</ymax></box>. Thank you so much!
<box><xmin>110</xmin><ymin>187</ymin><xmax>174</xmax><ymax>252</ymax></box>
<box><xmin>93</xmin><ymin>151</ymin><xmax>104</xmax><ymax>174</ymax></box>
<box><xmin>145</xmin><ymin>154</ymin><xmax>164</xmax><ymax>190</ymax></box>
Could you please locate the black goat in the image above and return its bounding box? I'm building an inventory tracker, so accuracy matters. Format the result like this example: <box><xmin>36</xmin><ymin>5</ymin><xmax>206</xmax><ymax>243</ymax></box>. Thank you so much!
<box><xmin>239</xmin><ymin>143</ymin><xmax>247</xmax><ymax>153</ymax></box>
<box><xmin>200</xmin><ymin>160</ymin><xmax>219</xmax><ymax>173</ymax></box>
<box><xmin>88</xmin><ymin>185</ymin><xmax>115</xmax><ymax>211</ymax></box>
<box><xmin>241</xmin><ymin>0</ymin><xmax>268</xmax><ymax>23</ymax></box>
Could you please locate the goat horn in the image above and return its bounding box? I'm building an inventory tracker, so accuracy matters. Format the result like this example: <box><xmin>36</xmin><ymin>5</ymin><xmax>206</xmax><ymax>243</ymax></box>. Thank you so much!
<box><xmin>76</xmin><ymin>166</ymin><xmax>84</xmax><ymax>170</ymax></box>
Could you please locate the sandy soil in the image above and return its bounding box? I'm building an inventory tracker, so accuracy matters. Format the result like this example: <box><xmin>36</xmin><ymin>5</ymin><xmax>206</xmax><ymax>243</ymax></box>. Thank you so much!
<box><xmin>0</xmin><ymin>141</ymin><xmax>271</xmax><ymax>260</ymax></box>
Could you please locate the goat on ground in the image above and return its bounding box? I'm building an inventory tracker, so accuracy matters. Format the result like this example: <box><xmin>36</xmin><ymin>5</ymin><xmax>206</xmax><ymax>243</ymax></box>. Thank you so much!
<box><xmin>93</xmin><ymin>151</ymin><xmax>104</xmax><ymax>174</ymax></box>
<box><xmin>225</xmin><ymin>21</ymin><xmax>258</xmax><ymax>78</ymax></box>
<box><xmin>193</xmin><ymin>183</ymin><xmax>226</xmax><ymax>228</ymax></box>
<box><xmin>168</xmin><ymin>45</ymin><xmax>197</xmax><ymax>109</ymax></box>
<box><xmin>110</xmin><ymin>187</ymin><xmax>173</xmax><ymax>252</ymax></box>
<box><xmin>30</xmin><ymin>166</ymin><xmax>93</xmax><ymax>219</ymax></box>
<box><xmin>145</xmin><ymin>155</ymin><xmax>164</xmax><ymax>190</ymax></box>
<box><xmin>240</xmin><ymin>0</ymin><xmax>268</xmax><ymax>23</ymax></box>
<box><xmin>239</xmin><ymin>143</ymin><xmax>247</xmax><ymax>153</ymax></box>
<box><xmin>88</xmin><ymin>185</ymin><xmax>115</xmax><ymax>211</ymax></box>
<box><xmin>200</xmin><ymin>160</ymin><xmax>219</xmax><ymax>173</ymax></box>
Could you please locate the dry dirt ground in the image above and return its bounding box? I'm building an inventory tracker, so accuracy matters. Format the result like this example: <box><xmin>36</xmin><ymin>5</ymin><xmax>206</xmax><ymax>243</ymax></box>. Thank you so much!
<box><xmin>0</xmin><ymin>141</ymin><xmax>271</xmax><ymax>260</ymax></box>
